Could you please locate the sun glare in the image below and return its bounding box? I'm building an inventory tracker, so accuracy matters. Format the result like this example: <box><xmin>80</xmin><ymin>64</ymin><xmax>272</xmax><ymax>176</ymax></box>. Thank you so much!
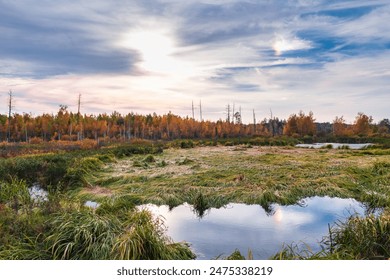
<box><xmin>273</xmin><ymin>37</ymin><xmax>292</xmax><ymax>56</ymax></box>
<box><xmin>122</xmin><ymin>30</ymin><xmax>180</xmax><ymax>74</ymax></box>
<box><xmin>273</xmin><ymin>207</ymin><xmax>283</xmax><ymax>223</ymax></box>
<box><xmin>272</xmin><ymin>35</ymin><xmax>312</xmax><ymax>56</ymax></box>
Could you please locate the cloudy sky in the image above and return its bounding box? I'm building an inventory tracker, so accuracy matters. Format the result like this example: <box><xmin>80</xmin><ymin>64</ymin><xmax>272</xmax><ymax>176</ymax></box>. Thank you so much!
<box><xmin>1</xmin><ymin>0</ymin><xmax>389</xmax><ymax>123</ymax></box>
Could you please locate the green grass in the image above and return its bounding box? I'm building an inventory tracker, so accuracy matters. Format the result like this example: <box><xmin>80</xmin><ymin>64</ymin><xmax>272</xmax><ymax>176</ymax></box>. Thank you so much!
<box><xmin>0</xmin><ymin>195</ymin><xmax>195</xmax><ymax>260</ymax></box>
<box><xmin>0</xmin><ymin>142</ymin><xmax>194</xmax><ymax>260</ymax></box>
<box><xmin>0</xmin><ymin>178</ymin><xmax>31</xmax><ymax>214</ymax></box>
<box><xmin>325</xmin><ymin>214</ymin><xmax>390</xmax><ymax>259</ymax></box>
<box><xmin>271</xmin><ymin>213</ymin><xmax>390</xmax><ymax>260</ymax></box>
<box><xmin>112</xmin><ymin>209</ymin><xmax>195</xmax><ymax>260</ymax></box>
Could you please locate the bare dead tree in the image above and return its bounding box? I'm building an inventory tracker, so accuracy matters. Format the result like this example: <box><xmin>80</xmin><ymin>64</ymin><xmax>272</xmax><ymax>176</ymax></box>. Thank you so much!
<box><xmin>226</xmin><ymin>104</ymin><xmax>231</xmax><ymax>122</ymax></box>
<box><xmin>77</xmin><ymin>93</ymin><xmax>83</xmax><ymax>140</ymax></box>
<box><xmin>253</xmin><ymin>109</ymin><xmax>256</xmax><ymax>134</ymax></box>
<box><xmin>192</xmin><ymin>100</ymin><xmax>195</xmax><ymax>120</ymax></box>
<box><xmin>199</xmin><ymin>100</ymin><xmax>203</xmax><ymax>122</ymax></box>
<box><xmin>7</xmin><ymin>90</ymin><xmax>13</xmax><ymax>142</ymax></box>
<box><xmin>232</xmin><ymin>103</ymin><xmax>235</xmax><ymax>124</ymax></box>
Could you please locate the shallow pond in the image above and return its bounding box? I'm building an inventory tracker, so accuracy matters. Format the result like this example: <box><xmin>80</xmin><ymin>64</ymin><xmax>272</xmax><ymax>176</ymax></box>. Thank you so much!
<box><xmin>296</xmin><ymin>143</ymin><xmax>372</xmax><ymax>149</ymax></box>
<box><xmin>85</xmin><ymin>200</ymin><xmax>100</xmax><ymax>209</ymax></box>
<box><xmin>28</xmin><ymin>183</ymin><xmax>48</xmax><ymax>203</ymax></box>
<box><xmin>138</xmin><ymin>197</ymin><xmax>374</xmax><ymax>259</ymax></box>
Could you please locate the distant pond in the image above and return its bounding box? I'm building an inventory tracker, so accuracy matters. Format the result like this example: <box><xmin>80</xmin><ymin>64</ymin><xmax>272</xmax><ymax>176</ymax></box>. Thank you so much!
<box><xmin>296</xmin><ymin>143</ymin><xmax>373</xmax><ymax>149</ymax></box>
<box><xmin>138</xmin><ymin>197</ymin><xmax>376</xmax><ymax>259</ymax></box>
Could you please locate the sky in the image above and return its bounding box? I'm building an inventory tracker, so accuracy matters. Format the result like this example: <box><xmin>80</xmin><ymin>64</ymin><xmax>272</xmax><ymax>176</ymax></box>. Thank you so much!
<box><xmin>0</xmin><ymin>0</ymin><xmax>389</xmax><ymax>123</ymax></box>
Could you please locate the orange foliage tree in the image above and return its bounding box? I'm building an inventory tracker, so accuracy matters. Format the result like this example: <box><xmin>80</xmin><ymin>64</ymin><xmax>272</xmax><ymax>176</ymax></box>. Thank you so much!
<box><xmin>2</xmin><ymin>105</ymin><xmax>388</xmax><ymax>143</ymax></box>
<box><xmin>283</xmin><ymin>111</ymin><xmax>316</xmax><ymax>137</ymax></box>
<box><xmin>353</xmin><ymin>112</ymin><xmax>373</xmax><ymax>136</ymax></box>
<box><xmin>332</xmin><ymin>116</ymin><xmax>350</xmax><ymax>136</ymax></box>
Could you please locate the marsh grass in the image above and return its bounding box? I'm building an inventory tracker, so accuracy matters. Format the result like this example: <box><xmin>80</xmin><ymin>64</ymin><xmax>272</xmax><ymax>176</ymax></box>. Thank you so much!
<box><xmin>219</xmin><ymin>249</ymin><xmax>254</xmax><ymax>260</ymax></box>
<box><xmin>46</xmin><ymin>210</ymin><xmax>121</xmax><ymax>260</ymax></box>
<box><xmin>0</xmin><ymin>154</ymin><xmax>72</xmax><ymax>186</ymax></box>
<box><xmin>177</xmin><ymin>157</ymin><xmax>195</xmax><ymax>165</ymax></box>
<box><xmin>272</xmin><ymin>214</ymin><xmax>390</xmax><ymax>260</ymax></box>
<box><xmin>0</xmin><ymin>142</ymin><xmax>161</xmax><ymax>190</ymax></box>
<box><xmin>112</xmin><ymin>210</ymin><xmax>195</xmax><ymax>260</ymax></box>
<box><xmin>0</xmin><ymin>235</ymin><xmax>50</xmax><ymax>260</ymax></box>
<box><xmin>79</xmin><ymin>146</ymin><xmax>390</xmax><ymax>214</ymax></box>
<box><xmin>96</xmin><ymin>195</ymin><xmax>140</xmax><ymax>216</ymax></box>
<box><xmin>3</xmin><ymin>142</ymin><xmax>389</xmax><ymax>260</ymax></box>
<box><xmin>0</xmin><ymin>178</ymin><xmax>31</xmax><ymax>214</ymax></box>
<box><xmin>143</xmin><ymin>155</ymin><xmax>156</xmax><ymax>163</ymax></box>
<box><xmin>0</xmin><ymin>200</ymin><xmax>54</xmax><ymax>260</ymax></box>
<box><xmin>271</xmin><ymin>242</ymin><xmax>326</xmax><ymax>260</ymax></box>
<box><xmin>191</xmin><ymin>192</ymin><xmax>208</xmax><ymax>217</ymax></box>
<box><xmin>324</xmin><ymin>214</ymin><xmax>390</xmax><ymax>259</ymax></box>
<box><xmin>64</xmin><ymin>156</ymin><xmax>105</xmax><ymax>189</ymax></box>
<box><xmin>43</xmin><ymin>203</ymin><xmax>195</xmax><ymax>260</ymax></box>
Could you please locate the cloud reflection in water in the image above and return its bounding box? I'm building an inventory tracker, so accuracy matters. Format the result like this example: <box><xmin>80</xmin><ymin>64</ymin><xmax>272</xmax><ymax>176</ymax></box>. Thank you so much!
<box><xmin>138</xmin><ymin>196</ymin><xmax>367</xmax><ymax>259</ymax></box>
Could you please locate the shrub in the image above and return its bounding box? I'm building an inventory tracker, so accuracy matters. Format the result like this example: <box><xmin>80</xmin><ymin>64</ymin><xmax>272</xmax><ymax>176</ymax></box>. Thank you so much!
<box><xmin>191</xmin><ymin>192</ymin><xmax>209</xmax><ymax>217</ymax></box>
<box><xmin>29</xmin><ymin>137</ymin><xmax>43</xmax><ymax>145</ymax></box>
<box><xmin>180</xmin><ymin>140</ymin><xmax>194</xmax><ymax>149</ymax></box>
<box><xmin>143</xmin><ymin>155</ymin><xmax>156</xmax><ymax>163</ymax></box>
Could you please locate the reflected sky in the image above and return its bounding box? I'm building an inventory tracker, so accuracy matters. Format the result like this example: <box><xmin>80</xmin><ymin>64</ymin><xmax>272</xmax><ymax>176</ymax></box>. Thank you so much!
<box><xmin>28</xmin><ymin>183</ymin><xmax>48</xmax><ymax>203</ymax></box>
<box><xmin>139</xmin><ymin>196</ymin><xmax>367</xmax><ymax>259</ymax></box>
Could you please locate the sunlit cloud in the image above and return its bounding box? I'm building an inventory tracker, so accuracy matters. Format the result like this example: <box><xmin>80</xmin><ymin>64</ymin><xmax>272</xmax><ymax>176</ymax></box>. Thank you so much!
<box><xmin>119</xmin><ymin>27</ymin><xmax>179</xmax><ymax>75</ymax></box>
<box><xmin>272</xmin><ymin>34</ymin><xmax>313</xmax><ymax>56</ymax></box>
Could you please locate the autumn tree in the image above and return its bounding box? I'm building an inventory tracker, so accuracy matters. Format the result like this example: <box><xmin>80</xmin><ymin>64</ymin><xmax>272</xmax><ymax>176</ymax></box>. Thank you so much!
<box><xmin>39</xmin><ymin>114</ymin><xmax>53</xmax><ymax>141</ymax></box>
<box><xmin>0</xmin><ymin>114</ymin><xmax>8</xmax><ymax>141</ymax></box>
<box><xmin>54</xmin><ymin>105</ymin><xmax>70</xmax><ymax>140</ymax></box>
<box><xmin>333</xmin><ymin>116</ymin><xmax>348</xmax><ymax>136</ymax></box>
<box><xmin>378</xmin><ymin>119</ymin><xmax>390</xmax><ymax>135</ymax></box>
<box><xmin>353</xmin><ymin>112</ymin><xmax>373</xmax><ymax>136</ymax></box>
<box><xmin>283</xmin><ymin>111</ymin><xmax>316</xmax><ymax>137</ymax></box>
<box><xmin>4</xmin><ymin>105</ymin><xmax>386</xmax><ymax>143</ymax></box>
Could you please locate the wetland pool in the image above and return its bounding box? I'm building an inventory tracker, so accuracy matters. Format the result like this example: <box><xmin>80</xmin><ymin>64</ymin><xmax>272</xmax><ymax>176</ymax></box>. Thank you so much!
<box><xmin>295</xmin><ymin>143</ymin><xmax>372</xmax><ymax>149</ymax></box>
<box><xmin>138</xmin><ymin>196</ymin><xmax>375</xmax><ymax>259</ymax></box>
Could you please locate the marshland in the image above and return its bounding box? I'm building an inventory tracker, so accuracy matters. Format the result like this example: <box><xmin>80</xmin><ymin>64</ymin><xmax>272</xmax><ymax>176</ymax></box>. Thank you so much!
<box><xmin>1</xmin><ymin>138</ymin><xmax>389</xmax><ymax>260</ymax></box>
<box><xmin>2</xmin><ymin>0</ymin><xmax>390</xmax><ymax>263</ymax></box>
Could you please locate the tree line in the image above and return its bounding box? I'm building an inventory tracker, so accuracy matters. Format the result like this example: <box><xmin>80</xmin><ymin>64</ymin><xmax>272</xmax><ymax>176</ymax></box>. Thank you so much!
<box><xmin>0</xmin><ymin>106</ymin><xmax>389</xmax><ymax>143</ymax></box>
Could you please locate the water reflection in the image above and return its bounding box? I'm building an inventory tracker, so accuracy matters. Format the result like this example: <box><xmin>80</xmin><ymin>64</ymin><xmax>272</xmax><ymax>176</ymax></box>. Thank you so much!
<box><xmin>85</xmin><ymin>200</ymin><xmax>100</xmax><ymax>209</ymax></box>
<box><xmin>138</xmin><ymin>196</ymin><xmax>372</xmax><ymax>259</ymax></box>
<box><xmin>28</xmin><ymin>183</ymin><xmax>48</xmax><ymax>203</ymax></box>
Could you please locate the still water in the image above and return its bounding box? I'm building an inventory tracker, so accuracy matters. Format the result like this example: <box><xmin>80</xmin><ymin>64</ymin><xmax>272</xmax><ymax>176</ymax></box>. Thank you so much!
<box><xmin>28</xmin><ymin>183</ymin><xmax>48</xmax><ymax>203</ymax></box>
<box><xmin>139</xmin><ymin>197</ymin><xmax>371</xmax><ymax>259</ymax></box>
<box><xmin>296</xmin><ymin>143</ymin><xmax>372</xmax><ymax>149</ymax></box>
